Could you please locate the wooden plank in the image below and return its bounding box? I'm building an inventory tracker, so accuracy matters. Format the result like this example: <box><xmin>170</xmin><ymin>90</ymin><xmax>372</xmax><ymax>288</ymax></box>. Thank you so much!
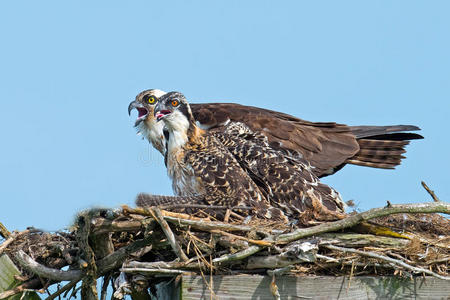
<box><xmin>181</xmin><ymin>274</ymin><xmax>450</xmax><ymax>300</ymax></box>
<box><xmin>0</xmin><ymin>254</ymin><xmax>40</xmax><ymax>300</ymax></box>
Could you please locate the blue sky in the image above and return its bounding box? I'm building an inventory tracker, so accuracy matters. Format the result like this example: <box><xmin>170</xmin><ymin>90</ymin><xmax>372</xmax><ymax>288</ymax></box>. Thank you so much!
<box><xmin>0</xmin><ymin>1</ymin><xmax>448</xmax><ymax>232</ymax></box>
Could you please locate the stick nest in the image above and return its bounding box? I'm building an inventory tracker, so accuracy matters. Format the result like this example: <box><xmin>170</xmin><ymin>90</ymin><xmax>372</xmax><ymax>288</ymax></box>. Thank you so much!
<box><xmin>0</xmin><ymin>201</ymin><xmax>449</xmax><ymax>299</ymax></box>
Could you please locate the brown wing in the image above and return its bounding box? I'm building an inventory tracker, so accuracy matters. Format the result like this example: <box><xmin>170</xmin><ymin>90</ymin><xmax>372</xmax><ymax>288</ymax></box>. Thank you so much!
<box><xmin>191</xmin><ymin>103</ymin><xmax>359</xmax><ymax>177</ymax></box>
<box><xmin>191</xmin><ymin>103</ymin><xmax>423</xmax><ymax>176</ymax></box>
<box><xmin>185</xmin><ymin>134</ymin><xmax>288</xmax><ymax>221</ymax></box>
<box><xmin>214</xmin><ymin>122</ymin><xmax>346</xmax><ymax>225</ymax></box>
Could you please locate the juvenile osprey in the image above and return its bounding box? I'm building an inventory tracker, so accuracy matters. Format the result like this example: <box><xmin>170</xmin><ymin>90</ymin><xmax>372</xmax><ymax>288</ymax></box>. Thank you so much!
<box><xmin>128</xmin><ymin>89</ymin><xmax>422</xmax><ymax>177</ymax></box>
<box><xmin>136</xmin><ymin>92</ymin><xmax>345</xmax><ymax>224</ymax></box>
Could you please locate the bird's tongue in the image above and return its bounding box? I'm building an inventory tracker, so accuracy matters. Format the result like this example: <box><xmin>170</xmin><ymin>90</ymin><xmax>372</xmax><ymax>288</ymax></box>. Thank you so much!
<box><xmin>156</xmin><ymin>110</ymin><xmax>171</xmax><ymax>120</ymax></box>
<box><xmin>137</xmin><ymin>107</ymin><xmax>148</xmax><ymax>118</ymax></box>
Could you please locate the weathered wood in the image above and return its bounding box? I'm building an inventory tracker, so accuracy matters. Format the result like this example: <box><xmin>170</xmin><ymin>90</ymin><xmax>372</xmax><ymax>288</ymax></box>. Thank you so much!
<box><xmin>318</xmin><ymin>232</ymin><xmax>410</xmax><ymax>248</ymax></box>
<box><xmin>180</xmin><ymin>275</ymin><xmax>450</xmax><ymax>299</ymax></box>
<box><xmin>0</xmin><ymin>254</ymin><xmax>40</xmax><ymax>300</ymax></box>
<box><xmin>90</xmin><ymin>232</ymin><xmax>114</xmax><ymax>259</ymax></box>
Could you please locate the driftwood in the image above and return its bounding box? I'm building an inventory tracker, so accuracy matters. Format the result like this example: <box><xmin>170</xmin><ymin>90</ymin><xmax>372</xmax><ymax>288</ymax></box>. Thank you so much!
<box><xmin>0</xmin><ymin>189</ymin><xmax>448</xmax><ymax>299</ymax></box>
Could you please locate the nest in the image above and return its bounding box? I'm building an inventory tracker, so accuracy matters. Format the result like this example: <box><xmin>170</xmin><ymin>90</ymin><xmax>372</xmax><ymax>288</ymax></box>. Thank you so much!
<box><xmin>0</xmin><ymin>201</ymin><xmax>449</xmax><ymax>299</ymax></box>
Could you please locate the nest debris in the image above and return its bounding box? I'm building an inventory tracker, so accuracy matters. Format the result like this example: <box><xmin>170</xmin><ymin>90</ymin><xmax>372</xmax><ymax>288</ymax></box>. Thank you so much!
<box><xmin>0</xmin><ymin>199</ymin><xmax>449</xmax><ymax>299</ymax></box>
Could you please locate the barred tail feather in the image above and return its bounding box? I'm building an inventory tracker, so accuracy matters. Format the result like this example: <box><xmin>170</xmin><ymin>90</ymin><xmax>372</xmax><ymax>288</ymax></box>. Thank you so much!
<box><xmin>345</xmin><ymin>125</ymin><xmax>423</xmax><ymax>169</ymax></box>
<box><xmin>135</xmin><ymin>193</ymin><xmax>204</xmax><ymax>207</ymax></box>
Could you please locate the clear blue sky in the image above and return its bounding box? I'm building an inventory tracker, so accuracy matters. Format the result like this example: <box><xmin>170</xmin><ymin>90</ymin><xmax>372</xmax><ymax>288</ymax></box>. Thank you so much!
<box><xmin>0</xmin><ymin>1</ymin><xmax>448</xmax><ymax>232</ymax></box>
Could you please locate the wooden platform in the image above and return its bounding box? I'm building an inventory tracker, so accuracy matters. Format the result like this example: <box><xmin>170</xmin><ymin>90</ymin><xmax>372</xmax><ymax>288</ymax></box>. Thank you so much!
<box><xmin>156</xmin><ymin>274</ymin><xmax>450</xmax><ymax>300</ymax></box>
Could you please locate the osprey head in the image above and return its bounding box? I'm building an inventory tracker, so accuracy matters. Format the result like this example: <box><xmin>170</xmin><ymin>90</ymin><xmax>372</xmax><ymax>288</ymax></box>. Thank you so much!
<box><xmin>128</xmin><ymin>89</ymin><xmax>168</xmax><ymax>154</ymax></box>
<box><xmin>128</xmin><ymin>89</ymin><xmax>167</xmax><ymax>127</ymax></box>
<box><xmin>154</xmin><ymin>92</ymin><xmax>195</xmax><ymax>130</ymax></box>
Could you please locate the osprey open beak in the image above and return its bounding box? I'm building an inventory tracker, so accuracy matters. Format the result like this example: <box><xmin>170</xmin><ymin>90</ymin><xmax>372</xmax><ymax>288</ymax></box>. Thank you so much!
<box><xmin>154</xmin><ymin>102</ymin><xmax>172</xmax><ymax>122</ymax></box>
<box><xmin>128</xmin><ymin>100</ymin><xmax>149</xmax><ymax>127</ymax></box>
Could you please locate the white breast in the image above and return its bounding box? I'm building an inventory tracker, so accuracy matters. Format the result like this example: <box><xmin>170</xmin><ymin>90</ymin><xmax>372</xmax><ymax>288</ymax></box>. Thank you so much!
<box><xmin>166</xmin><ymin>148</ymin><xmax>205</xmax><ymax>196</ymax></box>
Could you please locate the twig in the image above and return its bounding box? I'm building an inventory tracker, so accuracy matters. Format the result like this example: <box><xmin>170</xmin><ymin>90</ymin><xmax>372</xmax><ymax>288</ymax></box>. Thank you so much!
<box><xmin>426</xmin><ymin>257</ymin><xmax>450</xmax><ymax>265</ymax></box>
<box><xmin>0</xmin><ymin>229</ymin><xmax>33</xmax><ymax>255</ymax></box>
<box><xmin>45</xmin><ymin>278</ymin><xmax>80</xmax><ymax>300</ymax></box>
<box><xmin>120</xmin><ymin>268</ymin><xmax>187</xmax><ymax>275</ymax></box>
<box><xmin>148</xmin><ymin>207</ymin><xmax>188</xmax><ymax>262</ymax></box>
<box><xmin>212</xmin><ymin>244</ymin><xmax>267</xmax><ymax>265</ymax></box>
<box><xmin>0</xmin><ymin>222</ymin><xmax>11</xmax><ymax>239</ymax></box>
<box><xmin>15</xmin><ymin>233</ymin><xmax>157</xmax><ymax>283</ymax></box>
<box><xmin>210</xmin><ymin>230</ymin><xmax>272</xmax><ymax>246</ymax></box>
<box><xmin>347</xmin><ymin>260</ymin><xmax>355</xmax><ymax>294</ymax></box>
<box><xmin>100</xmin><ymin>274</ymin><xmax>111</xmax><ymax>300</ymax></box>
<box><xmin>421</xmin><ymin>181</ymin><xmax>441</xmax><ymax>202</ymax></box>
<box><xmin>276</xmin><ymin>202</ymin><xmax>450</xmax><ymax>244</ymax></box>
<box><xmin>91</xmin><ymin>217</ymin><xmax>154</xmax><ymax>235</ymax></box>
<box><xmin>95</xmin><ymin>234</ymin><xmax>156</xmax><ymax>273</ymax></box>
<box><xmin>164</xmin><ymin>215</ymin><xmax>254</xmax><ymax>233</ymax></box>
<box><xmin>324</xmin><ymin>244</ymin><xmax>450</xmax><ymax>280</ymax></box>
<box><xmin>123</xmin><ymin>205</ymin><xmax>257</xmax><ymax>232</ymax></box>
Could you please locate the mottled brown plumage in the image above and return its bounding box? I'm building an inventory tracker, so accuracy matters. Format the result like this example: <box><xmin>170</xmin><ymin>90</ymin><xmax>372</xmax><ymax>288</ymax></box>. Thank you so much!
<box><xmin>136</xmin><ymin>92</ymin><xmax>345</xmax><ymax>224</ymax></box>
<box><xmin>136</xmin><ymin>92</ymin><xmax>288</xmax><ymax>222</ymax></box>
<box><xmin>213</xmin><ymin>122</ymin><xmax>345</xmax><ymax>223</ymax></box>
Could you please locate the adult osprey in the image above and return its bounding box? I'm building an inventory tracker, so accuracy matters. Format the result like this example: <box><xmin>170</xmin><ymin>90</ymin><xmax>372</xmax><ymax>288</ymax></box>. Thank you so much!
<box><xmin>128</xmin><ymin>89</ymin><xmax>423</xmax><ymax>177</ymax></box>
<box><xmin>135</xmin><ymin>92</ymin><xmax>345</xmax><ymax>224</ymax></box>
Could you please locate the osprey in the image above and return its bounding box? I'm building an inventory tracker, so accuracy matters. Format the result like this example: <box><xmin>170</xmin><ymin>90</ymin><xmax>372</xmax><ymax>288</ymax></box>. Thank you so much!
<box><xmin>136</xmin><ymin>92</ymin><xmax>345</xmax><ymax>224</ymax></box>
<box><xmin>128</xmin><ymin>89</ymin><xmax>422</xmax><ymax>177</ymax></box>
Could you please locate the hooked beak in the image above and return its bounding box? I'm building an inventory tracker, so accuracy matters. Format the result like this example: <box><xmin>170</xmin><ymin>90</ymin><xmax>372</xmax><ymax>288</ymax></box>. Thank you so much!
<box><xmin>128</xmin><ymin>100</ymin><xmax>149</xmax><ymax>127</ymax></box>
<box><xmin>154</xmin><ymin>102</ymin><xmax>172</xmax><ymax>122</ymax></box>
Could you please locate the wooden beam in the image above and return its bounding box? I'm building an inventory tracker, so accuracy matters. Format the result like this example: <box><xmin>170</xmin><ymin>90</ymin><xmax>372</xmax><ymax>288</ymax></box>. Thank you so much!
<box><xmin>180</xmin><ymin>275</ymin><xmax>450</xmax><ymax>299</ymax></box>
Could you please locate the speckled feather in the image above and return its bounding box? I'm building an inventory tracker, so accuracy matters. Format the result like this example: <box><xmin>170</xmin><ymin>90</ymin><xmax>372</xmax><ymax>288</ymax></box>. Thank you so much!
<box><xmin>136</xmin><ymin>92</ymin><xmax>288</xmax><ymax>222</ymax></box>
<box><xmin>213</xmin><ymin>122</ymin><xmax>346</xmax><ymax>224</ymax></box>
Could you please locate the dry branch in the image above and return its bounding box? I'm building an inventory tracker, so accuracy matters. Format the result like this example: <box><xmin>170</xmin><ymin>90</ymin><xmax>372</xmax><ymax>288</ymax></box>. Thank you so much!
<box><xmin>421</xmin><ymin>181</ymin><xmax>441</xmax><ymax>202</ymax></box>
<box><xmin>276</xmin><ymin>202</ymin><xmax>450</xmax><ymax>244</ymax></box>
<box><xmin>324</xmin><ymin>244</ymin><xmax>450</xmax><ymax>280</ymax></box>
<box><xmin>148</xmin><ymin>207</ymin><xmax>188</xmax><ymax>262</ymax></box>
<box><xmin>45</xmin><ymin>278</ymin><xmax>80</xmax><ymax>300</ymax></box>
<box><xmin>0</xmin><ymin>222</ymin><xmax>10</xmax><ymax>239</ymax></box>
<box><xmin>15</xmin><ymin>250</ymin><xmax>82</xmax><ymax>281</ymax></box>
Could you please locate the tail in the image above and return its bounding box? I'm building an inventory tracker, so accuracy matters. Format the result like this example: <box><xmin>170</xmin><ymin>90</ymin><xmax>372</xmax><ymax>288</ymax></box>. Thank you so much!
<box><xmin>135</xmin><ymin>193</ymin><xmax>205</xmax><ymax>207</ymax></box>
<box><xmin>347</xmin><ymin>125</ymin><xmax>423</xmax><ymax>169</ymax></box>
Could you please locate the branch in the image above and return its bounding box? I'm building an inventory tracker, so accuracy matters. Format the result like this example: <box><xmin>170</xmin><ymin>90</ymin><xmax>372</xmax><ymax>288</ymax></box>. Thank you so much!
<box><xmin>45</xmin><ymin>278</ymin><xmax>80</xmax><ymax>300</ymax></box>
<box><xmin>122</xmin><ymin>205</ymin><xmax>256</xmax><ymax>232</ymax></box>
<box><xmin>0</xmin><ymin>229</ymin><xmax>33</xmax><ymax>255</ymax></box>
<box><xmin>246</xmin><ymin>241</ymin><xmax>317</xmax><ymax>269</ymax></box>
<box><xmin>91</xmin><ymin>217</ymin><xmax>154</xmax><ymax>235</ymax></box>
<box><xmin>0</xmin><ymin>222</ymin><xmax>10</xmax><ymax>239</ymax></box>
<box><xmin>15</xmin><ymin>250</ymin><xmax>82</xmax><ymax>281</ymax></box>
<box><xmin>76</xmin><ymin>213</ymin><xmax>98</xmax><ymax>300</ymax></box>
<box><xmin>212</xmin><ymin>244</ymin><xmax>266</xmax><ymax>265</ymax></box>
<box><xmin>15</xmin><ymin>233</ymin><xmax>157</xmax><ymax>283</ymax></box>
<box><xmin>120</xmin><ymin>267</ymin><xmax>187</xmax><ymax>276</ymax></box>
<box><xmin>148</xmin><ymin>207</ymin><xmax>188</xmax><ymax>262</ymax></box>
<box><xmin>324</xmin><ymin>244</ymin><xmax>450</xmax><ymax>281</ymax></box>
<box><xmin>276</xmin><ymin>202</ymin><xmax>450</xmax><ymax>244</ymax></box>
<box><xmin>210</xmin><ymin>230</ymin><xmax>272</xmax><ymax>247</ymax></box>
<box><xmin>421</xmin><ymin>181</ymin><xmax>441</xmax><ymax>202</ymax></box>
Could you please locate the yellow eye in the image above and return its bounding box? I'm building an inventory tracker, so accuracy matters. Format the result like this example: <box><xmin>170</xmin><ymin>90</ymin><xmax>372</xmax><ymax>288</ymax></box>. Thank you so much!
<box><xmin>171</xmin><ymin>100</ymin><xmax>179</xmax><ymax>107</ymax></box>
<box><xmin>147</xmin><ymin>96</ymin><xmax>156</xmax><ymax>104</ymax></box>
